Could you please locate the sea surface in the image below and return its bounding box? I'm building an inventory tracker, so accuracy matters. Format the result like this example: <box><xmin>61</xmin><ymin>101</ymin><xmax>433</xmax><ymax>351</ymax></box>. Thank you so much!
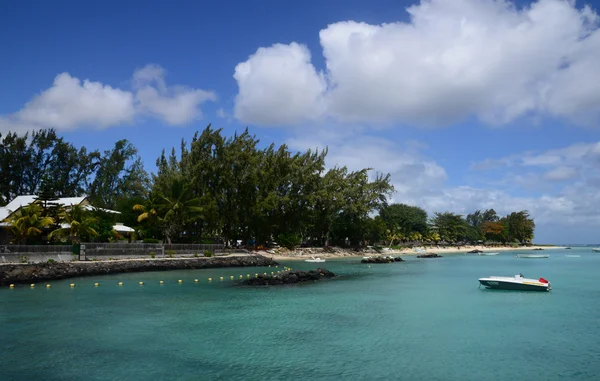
<box><xmin>2</xmin><ymin>247</ymin><xmax>600</xmax><ymax>380</ymax></box>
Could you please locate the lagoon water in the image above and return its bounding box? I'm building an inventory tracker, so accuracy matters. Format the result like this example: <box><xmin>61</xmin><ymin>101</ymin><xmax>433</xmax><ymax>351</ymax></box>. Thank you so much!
<box><xmin>2</xmin><ymin>248</ymin><xmax>600</xmax><ymax>380</ymax></box>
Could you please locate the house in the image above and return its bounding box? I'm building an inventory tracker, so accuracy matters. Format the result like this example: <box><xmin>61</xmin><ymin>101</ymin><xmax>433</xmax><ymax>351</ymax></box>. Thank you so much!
<box><xmin>0</xmin><ymin>195</ymin><xmax>134</xmax><ymax>244</ymax></box>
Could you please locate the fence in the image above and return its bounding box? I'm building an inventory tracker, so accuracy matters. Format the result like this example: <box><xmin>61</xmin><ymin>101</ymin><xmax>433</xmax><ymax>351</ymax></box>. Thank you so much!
<box><xmin>0</xmin><ymin>245</ymin><xmax>74</xmax><ymax>263</ymax></box>
<box><xmin>0</xmin><ymin>243</ymin><xmax>236</xmax><ymax>263</ymax></box>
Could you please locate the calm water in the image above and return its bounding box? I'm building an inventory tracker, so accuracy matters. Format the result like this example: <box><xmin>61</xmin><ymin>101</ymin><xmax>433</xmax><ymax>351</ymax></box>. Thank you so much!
<box><xmin>2</xmin><ymin>248</ymin><xmax>600</xmax><ymax>380</ymax></box>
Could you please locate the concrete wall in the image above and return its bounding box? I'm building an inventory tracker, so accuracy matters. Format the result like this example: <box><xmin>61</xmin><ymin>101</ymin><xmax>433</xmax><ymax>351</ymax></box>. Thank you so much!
<box><xmin>0</xmin><ymin>243</ymin><xmax>234</xmax><ymax>263</ymax></box>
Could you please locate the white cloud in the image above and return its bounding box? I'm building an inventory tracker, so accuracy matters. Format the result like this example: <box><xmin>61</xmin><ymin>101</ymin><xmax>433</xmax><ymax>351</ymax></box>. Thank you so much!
<box><xmin>233</xmin><ymin>42</ymin><xmax>326</xmax><ymax>126</ymax></box>
<box><xmin>233</xmin><ymin>0</ymin><xmax>600</xmax><ymax>127</ymax></box>
<box><xmin>289</xmin><ymin>128</ymin><xmax>600</xmax><ymax>242</ymax></box>
<box><xmin>543</xmin><ymin>166</ymin><xmax>580</xmax><ymax>181</ymax></box>
<box><xmin>0</xmin><ymin>65</ymin><xmax>216</xmax><ymax>134</ymax></box>
<box><xmin>1</xmin><ymin>73</ymin><xmax>135</xmax><ymax>133</ymax></box>
<box><xmin>133</xmin><ymin>65</ymin><xmax>216</xmax><ymax>125</ymax></box>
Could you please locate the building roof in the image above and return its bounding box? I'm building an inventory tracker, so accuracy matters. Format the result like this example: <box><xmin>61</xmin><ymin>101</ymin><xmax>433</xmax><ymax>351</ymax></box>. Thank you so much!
<box><xmin>0</xmin><ymin>195</ymin><xmax>120</xmax><ymax>222</ymax></box>
<box><xmin>113</xmin><ymin>223</ymin><xmax>135</xmax><ymax>233</ymax></box>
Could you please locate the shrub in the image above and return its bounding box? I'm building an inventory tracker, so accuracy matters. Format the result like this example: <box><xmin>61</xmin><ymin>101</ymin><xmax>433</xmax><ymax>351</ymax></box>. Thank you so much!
<box><xmin>167</xmin><ymin>250</ymin><xmax>175</xmax><ymax>258</ymax></box>
<box><xmin>203</xmin><ymin>250</ymin><xmax>213</xmax><ymax>257</ymax></box>
<box><xmin>47</xmin><ymin>258</ymin><xmax>56</xmax><ymax>264</ymax></box>
<box><xmin>143</xmin><ymin>238</ymin><xmax>161</xmax><ymax>244</ymax></box>
<box><xmin>277</xmin><ymin>232</ymin><xmax>301</xmax><ymax>250</ymax></box>
<box><xmin>194</xmin><ymin>253</ymin><xmax>199</xmax><ymax>258</ymax></box>
<box><xmin>149</xmin><ymin>251</ymin><xmax>156</xmax><ymax>259</ymax></box>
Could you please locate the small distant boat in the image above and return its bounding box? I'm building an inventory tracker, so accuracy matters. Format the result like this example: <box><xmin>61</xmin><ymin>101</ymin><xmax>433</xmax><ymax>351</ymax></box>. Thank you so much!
<box><xmin>565</xmin><ymin>255</ymin><xmax>580</xmax><ymax>258</ymax></box>
<box><xmin>305</xmin><ymin>256</ymin><xmax>326</xmax><ymax>263</ymax></box>
<box><xmin>478</xmin><ymin>252</ymin><xmax>499</xmax><ymax>256</ymax></box>
<box><xmin>479</xmin><ymin>274</ymin><xmax>551</xmax><ymax>291</ymax></box>
<box><xmin>517</xmin><ymin>254</ymin><xmax>549</xmax><ymax>258</ymax></box>
<box><xmin>592</xmin><ymin>248</ymin><xmax>600</xmax><ymax>253</ymax></box>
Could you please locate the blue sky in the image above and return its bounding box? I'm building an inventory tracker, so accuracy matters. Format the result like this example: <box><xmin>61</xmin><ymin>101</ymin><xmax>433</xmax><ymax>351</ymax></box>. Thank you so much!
<box><xmin>2</xmin><ymin>0</ymin><xmax>600</xmax><ymax>243</ymax></box>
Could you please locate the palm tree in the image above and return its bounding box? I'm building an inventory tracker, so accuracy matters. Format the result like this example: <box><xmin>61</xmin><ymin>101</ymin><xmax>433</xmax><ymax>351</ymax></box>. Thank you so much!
<box><xmin>49</xmin><ymin>204</ymin><xmax>99</xmax><ymax>243</ymax></box>
<box><xmin>6</xmin><ymin>204</ymin><xmax>55</xmax><ymax>244</ymax></box>
<box><xmin>133</xmin><ymin>192</ymin><xmax>163</xmax><ymax>240</ymax></box>
<box><xmin>158</xmin><ymin>178</ymin><xmax>203</xmax><ymax>244</ymax></box>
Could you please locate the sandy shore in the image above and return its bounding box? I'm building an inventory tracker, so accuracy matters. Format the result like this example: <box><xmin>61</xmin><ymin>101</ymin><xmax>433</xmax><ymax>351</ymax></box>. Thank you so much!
<box><xmin>262</xmin><ymin>245</ymin><xmax>563</xmax><ymax>261</ymax></box>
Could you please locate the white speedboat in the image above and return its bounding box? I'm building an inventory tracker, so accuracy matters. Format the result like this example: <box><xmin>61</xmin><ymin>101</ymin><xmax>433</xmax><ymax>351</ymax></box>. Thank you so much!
<box><xmin>305</xmin><ymin>256</ymin><xmax>326</xmax><ymax>263</ymax></box>
<box><xmin>592</xmin><ymin>248</ymin><xmax>600</xmax><ymax>253</ymax></box>
<box><xmin>517</xmin><ymin>254</ymin><xmax>549</xmax><ymax>258</ymax></box>
<box><xmin>479</xmin><ymin>274</ymin><xmax>551</xmax><ymax>291</ymax></box>
<box><xmin>478</xmin><ymin>252</ymin><xmax>499</xmax><ymax>256</ymax></box>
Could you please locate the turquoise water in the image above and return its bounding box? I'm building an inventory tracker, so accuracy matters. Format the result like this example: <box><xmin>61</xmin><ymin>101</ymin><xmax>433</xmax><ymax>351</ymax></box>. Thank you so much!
<box><xmin>2</xmin><ymin>248</ymin><xmax>600</xmax><ymax>380</ymax></box>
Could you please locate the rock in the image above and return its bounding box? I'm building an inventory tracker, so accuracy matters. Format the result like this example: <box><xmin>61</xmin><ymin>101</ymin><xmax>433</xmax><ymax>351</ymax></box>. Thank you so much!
<box><xmin>361</xmin><ymin>256</ymin><xmax>403</xmax><ymax>263</ymax></box>
<box><xmin>243</xmin><ymin>268</ymin><xmax>336</xmax><ymax>286</ymax></box>
<box><xmin>417</xmin><ymin>253</ymin><xmax>443</xmax><ymax>258</ymax></box>
<box><xmin>0</xmin><ymin>255</ymin><xmax>277</xmax><ymax>286</ymax></box>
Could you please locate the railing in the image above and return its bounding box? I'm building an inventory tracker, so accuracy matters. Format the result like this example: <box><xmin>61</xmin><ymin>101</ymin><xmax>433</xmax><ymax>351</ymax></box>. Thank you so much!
<box><xmin>0</xmin><ymin>243</ymin><xmax>246</xmax><ymax>263</ymax></box>
<box><xmin>0</xmin><ymin>245</ymin><xmax>73</xmax><ymax>254</ymax></box>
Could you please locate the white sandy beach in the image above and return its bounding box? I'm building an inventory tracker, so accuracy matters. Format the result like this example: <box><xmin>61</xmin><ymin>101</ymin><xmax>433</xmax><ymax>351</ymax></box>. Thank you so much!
<box><xmin>262</xmin><ymin>245</ymin><xmax>564</xmax><ymax>261</ymax></box>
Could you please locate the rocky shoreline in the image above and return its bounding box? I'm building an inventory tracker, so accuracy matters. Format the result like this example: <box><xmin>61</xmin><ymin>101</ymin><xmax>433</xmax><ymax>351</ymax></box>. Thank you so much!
<box><xmin>0</xmin><ymin>255</ymin><xmax>278</xmax><ymax>286</ymax></box>
<box><xmin>417</xmin><ymin>253</ymin><xmax>443</xmax><ymax>258</ymax></box>
<box><xmin>361</xmin><ymin>256</ymin><xmax>404</xmax><ymax>264</ymax></box>
<box><xmin>243</xmin><ymin>268</ymin><xmax>336</xmax><ymax>286</ymax></box>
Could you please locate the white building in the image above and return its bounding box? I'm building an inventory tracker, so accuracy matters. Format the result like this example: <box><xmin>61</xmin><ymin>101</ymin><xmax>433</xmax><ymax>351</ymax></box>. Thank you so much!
<box><xmin>0</xmin><ymin>195</ymin><xmax>134</xmax><ymax>244</ymax></box>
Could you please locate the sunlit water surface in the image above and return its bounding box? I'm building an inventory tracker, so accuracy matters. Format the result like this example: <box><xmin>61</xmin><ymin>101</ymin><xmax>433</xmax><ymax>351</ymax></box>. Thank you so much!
<box><xmin>2</xmin><ymin>248</ymin><xmax>599</xmax><ymax>380</ymax></box>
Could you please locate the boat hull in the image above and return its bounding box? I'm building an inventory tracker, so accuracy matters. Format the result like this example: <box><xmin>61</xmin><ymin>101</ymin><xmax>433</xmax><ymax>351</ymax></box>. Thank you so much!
<box><xmin>517</xmin><ymin>254</ymin><xmax>549</xmax><ymax>258</ymax></box>
<box><xmin>478</xmin><ymin>279</ymin><xmax>550</xmax><ymax>291</ymax></box>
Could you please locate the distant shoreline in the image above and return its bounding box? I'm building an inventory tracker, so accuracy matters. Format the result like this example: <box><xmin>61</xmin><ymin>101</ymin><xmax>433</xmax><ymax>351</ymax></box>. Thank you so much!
<box><xmin>262</xmin><ymin>245</ymin><xmax>563</xmax><ymax>261</ymax></box>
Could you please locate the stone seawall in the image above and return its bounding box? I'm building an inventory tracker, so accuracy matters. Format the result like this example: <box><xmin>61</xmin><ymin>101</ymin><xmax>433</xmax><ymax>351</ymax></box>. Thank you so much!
<box><xmin>0</xmin><ymin>255</ymin><xmax>278</xmax><ymax>285</ymax></box>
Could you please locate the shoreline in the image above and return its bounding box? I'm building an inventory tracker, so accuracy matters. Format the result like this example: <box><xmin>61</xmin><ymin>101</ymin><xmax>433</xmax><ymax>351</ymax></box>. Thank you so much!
<box><xmin>261</xmin><ymin>245</ymin><xmax>564</xmax><ymax>261</ymax></box>
<box><xmin>0</xmin><ymin>255</ymin><xmax>278</xmax><ymax>286</ymax></box>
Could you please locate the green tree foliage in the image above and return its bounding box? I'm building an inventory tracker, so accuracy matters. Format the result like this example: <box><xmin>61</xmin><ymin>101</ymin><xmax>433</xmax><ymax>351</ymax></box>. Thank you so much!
<box><xmin>0</xmin><ymin>129</ymin><xmax>100</xmax><ymax>204</ymax></box>
<box><xmin>431</xmin><ymin>212</ymin><xmax>468</xmax><ymax>243</ymax></box>
<box><xmin>89</xmin><ymin>139</ymin><xmax>149</xmax><ymax>209</ymax></box>
<box><xmin>6</xmin><ymin>204</ymin><xmax>55</xmax><ymax>244</ymax></box>
<box><xmin>49</xmin><ymin>204</ymin><xmax>99</xmax><ymax>243</ymax></box>
<box><xmin>145</xmin><ymin>125</ymin><xmax>394</xmax><ymax>246</ymax></box>
<box><xmin>380</xmin><ymin>204</ymin><xmax>428</xmax><ymax>244</ymax></box>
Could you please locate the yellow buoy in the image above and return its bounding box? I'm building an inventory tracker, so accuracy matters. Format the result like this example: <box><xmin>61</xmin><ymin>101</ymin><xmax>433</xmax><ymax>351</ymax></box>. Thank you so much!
<box><xmin>230</xmin><ymin>276</ymin><xmax>234</xmax><ymax>280</ymax></box>
<box><xmin>247</xmin><ymin>274</ymin><xmax>250</xmax><ymax>278</ymax></box>
<box><xmin>9</xmin><ymin>284</ymin><xmax>15</xmax><ymax>288</ymax></box>
<box><xmin>30</xmin><ymin>284</ymin><xmax>35</xmax><ymax>288</ymax></box>
<box><xmin>118</xmin><ymin>282</ymin><xmax>123</xmax><ymax>286</ymax></box>
<box><xmin>219</xmin><ymin>277</ymin><xmax>223</xmax><ymax>281</ymax></box>
<box><xmin>139</xmin><ymin>281</ymin><xmax>144</xmax><ymax>285</ymax></box>
<box><xmin>70</xmin><ymin>283</ymin><xmax>75</xmax><ymax>287</ymax></box>
<box><xmin>194</xmin><ymin>279</ymin><xmax>199</xmax><ymax>283</ymax></box>
<box><xmin>159</xmin><ymin>281</ymin><xmax>164</xmax><ymax>284</ymax></box>
<box><xmin>208</xmin><ymin>278</ymin><xmax>212</xmax><ymax>282</ymax></box>
<box><xmin>275</xmin><ymin>266</ymin><xmax>278</xmax><ymax>268</ymax></box>
<box><xmin>94</xmin><ymin>282</ymin><xmax>99</xmax><ymax>287</ymax></box>
<box><xmin>178</xmin><ymin>280</ymin><xmax>183</xmax><ymax>283</ymax></box>
<box><xmin>46</xmin><ymin>284</ymin><xmax>51</xmax><ymax>288</ymax></box>
<box><xmin>239</xmin><ymin>275</ymin><xmax>243</xmax><ymax>279</ymax></box>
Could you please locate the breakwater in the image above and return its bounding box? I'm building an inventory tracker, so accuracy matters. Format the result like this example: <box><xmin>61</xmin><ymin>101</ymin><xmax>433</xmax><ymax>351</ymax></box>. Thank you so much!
<box><xmin>0</xmin><ymin>255</ymin><xmax>277</xmax><ymax>285</ymax></box>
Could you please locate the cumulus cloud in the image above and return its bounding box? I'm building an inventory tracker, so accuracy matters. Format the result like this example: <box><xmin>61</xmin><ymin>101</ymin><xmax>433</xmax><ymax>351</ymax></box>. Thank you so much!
<box><xmin>233</xmin><ymin>43</ymin><xmax>326</xmax><ymax>126</ymax></box>
<box><xmin>0</xmin><ymin>65</ymin><xmax>215</xmax><ymax>134</ymax></box>
<box><xmin>233</xmin><ymin>0</ymin><xmax>600</xmax><ymax>127</ymax></box>
<box><xmin>0</xmin><ymin>73</ymin><xmax>135</xmax><ymax>133</ymax></box>
<box><xmin>133</xmin><ymin>65</ymin><xmax>216</xmax><ymax>125</ymax></box>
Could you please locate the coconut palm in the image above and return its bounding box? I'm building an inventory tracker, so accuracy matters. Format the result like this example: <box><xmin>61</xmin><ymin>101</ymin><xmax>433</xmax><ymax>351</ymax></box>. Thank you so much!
<box><xmin>6</xmin><ymin>204</ymin><xmax>55</xmax><ymax>244</ymax></box>
<box><xmin>49</xmin><ymin>204</ymin><xmax>99</xmax><ymax>243</ymax></box>
<box><xmin>158</xmin><ymin>178</ymin><xmax>203</xmax><ymax>244</ymax></box>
